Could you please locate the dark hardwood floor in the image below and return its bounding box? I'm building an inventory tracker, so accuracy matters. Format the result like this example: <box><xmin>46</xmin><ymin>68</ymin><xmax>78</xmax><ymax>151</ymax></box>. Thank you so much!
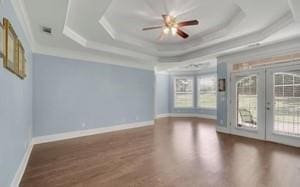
<box><xmin>21</xmin><ymin>117</ymin><xmax>300</xmax><ymax>187</ymax></box>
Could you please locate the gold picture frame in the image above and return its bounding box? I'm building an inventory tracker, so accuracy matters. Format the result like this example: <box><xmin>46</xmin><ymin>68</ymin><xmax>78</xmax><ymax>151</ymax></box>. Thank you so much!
<box><xmin>17</xmin><ymin>40</ymin><xmax>26</xmax><ymax>79</ymax></box>
<box><xmin>3</xmin><ymin>18</ymin><xmax>19</xmax><ymax>74</ymax></box>
<box><xmin>0</xmin><ymin>22</ymin><xmax>3</xmax><ymax>58</ymax></box>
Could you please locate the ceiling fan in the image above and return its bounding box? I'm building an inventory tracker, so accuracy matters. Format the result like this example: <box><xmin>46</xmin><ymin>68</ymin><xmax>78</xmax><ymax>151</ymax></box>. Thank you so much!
<box><xmin>142</xmin><ymin>15</ymin><xmax>199</xmax><ymax>40</ymax></box>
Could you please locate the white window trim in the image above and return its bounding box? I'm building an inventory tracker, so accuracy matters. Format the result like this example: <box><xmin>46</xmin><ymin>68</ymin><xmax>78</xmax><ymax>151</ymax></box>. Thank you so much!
<box><xmin>197</xmin><ymin>74</ymin><xmax>217</xmax><ymax>109</ymax></box>
<box><xmin>173</xmin><ymin>76</ymin><xmax>194</xmax><ymax>109</ymax></box>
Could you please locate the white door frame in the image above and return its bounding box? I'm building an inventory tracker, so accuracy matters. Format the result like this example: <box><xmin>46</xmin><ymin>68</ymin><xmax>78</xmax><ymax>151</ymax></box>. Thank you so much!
<box><xmin>230</xmin><ymin>69</ymin><xmax>266</xmax><ymax>140</ymax></box>
<box><xmin>266</xmin><ymin>64</ymin><xmax>300</xmax><ymax>147</ymax></box>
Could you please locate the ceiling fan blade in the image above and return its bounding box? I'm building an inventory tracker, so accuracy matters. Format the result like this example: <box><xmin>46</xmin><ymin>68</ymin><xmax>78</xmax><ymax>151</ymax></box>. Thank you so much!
<box><xmin>142</xmin><ymin>26</ymin><xmax>163</xmax><ymax>31</ymax></box>
<box><xmin>178</xmin><ymin>20</ymin><xmax>199</xmax><ymax>27</ymax></box>
<box><xmin>177</xmin><ymin>29</ymin><xmax>189</xmax><ymax>39</ymax></box>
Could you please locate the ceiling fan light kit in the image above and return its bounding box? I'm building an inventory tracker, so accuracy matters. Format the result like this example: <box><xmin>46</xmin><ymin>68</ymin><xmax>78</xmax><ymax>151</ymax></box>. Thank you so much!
<box><xmin>142</xmin><ymin>14</ymin><xmax>199</xmax><ymax>40</ymax></box>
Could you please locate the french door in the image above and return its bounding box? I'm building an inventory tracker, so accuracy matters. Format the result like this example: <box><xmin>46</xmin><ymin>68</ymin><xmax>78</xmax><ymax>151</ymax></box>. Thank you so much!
<box><xmin>231</xmin><ymin>69</ymin><xmax>266</xmax><ymax>140</ymax></box>
<box><xmin>231</xmin><ymin>64</ymin><xmax>300</xmax><ymax>147</ymax></box>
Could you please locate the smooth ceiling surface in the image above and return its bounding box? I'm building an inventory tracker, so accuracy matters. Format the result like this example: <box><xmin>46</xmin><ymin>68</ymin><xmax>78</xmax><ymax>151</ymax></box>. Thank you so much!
<box><xmin>22</xmin><ymin>0</ymin><xmax>300</xmax><ymax>65</ymax></box>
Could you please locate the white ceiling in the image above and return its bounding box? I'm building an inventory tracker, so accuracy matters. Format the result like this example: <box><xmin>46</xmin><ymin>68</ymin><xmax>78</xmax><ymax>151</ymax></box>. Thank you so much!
<box><xmin>15</xmin><ymin>0</ymin><xmax>300</xmax><ymax>68</ymax></box>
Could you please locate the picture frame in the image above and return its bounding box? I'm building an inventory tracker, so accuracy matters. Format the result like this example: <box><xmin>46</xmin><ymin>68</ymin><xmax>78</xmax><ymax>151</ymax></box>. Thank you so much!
<box><xmin>218</xmin><ymin>78</ymin><xmax>226</xmax><ymax>92</ymax></box>
<box><xmin>17</xmin><ymin>40</ymin><xmax>26</xmax><ymax>79</ymax></box>
<box><xmin>3</xmin><ymin>18</ymin><xmax>19</xmax><ymax>74</ymax></box>
<box><xmin>0</xmin><ymin>22</ymin><xmax>3</xmax><ymax>58</ymax></box>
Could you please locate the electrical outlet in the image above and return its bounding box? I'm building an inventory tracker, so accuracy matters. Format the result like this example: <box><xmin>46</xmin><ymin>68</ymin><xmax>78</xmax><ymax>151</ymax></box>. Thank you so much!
<box><xmin>220</xmin><ymin>120</ymin><xmax>224</xmax><ymax>125</ymax></box>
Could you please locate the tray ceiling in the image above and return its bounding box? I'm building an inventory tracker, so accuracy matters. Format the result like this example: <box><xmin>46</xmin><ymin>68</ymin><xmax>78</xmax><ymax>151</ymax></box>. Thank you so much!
<box><xmin>17</xmin><ymin>0</ymin><xmax>300</xmax><ymax>66</ymax></box>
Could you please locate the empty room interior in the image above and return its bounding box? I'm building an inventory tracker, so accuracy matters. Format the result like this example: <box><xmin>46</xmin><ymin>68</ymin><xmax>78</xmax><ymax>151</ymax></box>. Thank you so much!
<box><xmin>1</xmin><ymin>0</ymin><xmax>300</xmax><ymax>186</ymax></box>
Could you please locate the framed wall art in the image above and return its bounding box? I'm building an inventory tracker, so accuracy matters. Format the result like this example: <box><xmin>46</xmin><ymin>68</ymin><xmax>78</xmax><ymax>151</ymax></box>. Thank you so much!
<box><xmin>0</xmin><ymin>21</ymin><xmax>3</xmax><ymax>58</ymax></box>
<box><xmin>3</xmin><ymin>18</ymin><xmax>19</xmax><ymax>74</ymax></box>
<box><xmin>17</xmin><ymin>40</ymin><xmax>26</xmax><ymax>79</ymax></box>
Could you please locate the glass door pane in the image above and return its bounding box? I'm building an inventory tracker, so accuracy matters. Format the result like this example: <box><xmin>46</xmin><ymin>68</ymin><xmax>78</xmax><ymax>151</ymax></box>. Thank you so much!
<box><xmin>273</xmin><ymin>72</ymin><xmax>300</xmax><ymax>137</ymax></box>
<box><xmin>237</xmin><ymin>75</ymin><xmax>257</xmax><ymax>129</ymax></box>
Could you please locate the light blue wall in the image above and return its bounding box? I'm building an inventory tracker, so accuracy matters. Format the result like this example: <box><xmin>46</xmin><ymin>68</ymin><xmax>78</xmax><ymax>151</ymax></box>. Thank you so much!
<box><xmin>168</xmin><ymin>71</ymin><xmax>217</xmax><ymax>117</ymax></box>
<box><xmin>217</xmin><ymin>63</ymin><xmax>228</xmax><ymax>127</ymax></box>
<box><xmin>33</xmin><ymin>54</ymin><xmax>155</xmax><ymax>137</ymax></box>
<box><xmin>155</xmin><ymin>73</ymin><xmax>169</xmax><ymax>115</ymax></box>
<box><xmin>0</xmin><ymin>0</ymin><xmax>33</xmax><ymax>186</ymax></box>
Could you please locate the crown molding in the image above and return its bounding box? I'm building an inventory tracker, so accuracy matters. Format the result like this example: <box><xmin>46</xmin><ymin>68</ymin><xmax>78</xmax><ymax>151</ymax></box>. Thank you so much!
<box><xmin>288</xmin><ymin>0</ymin><xmax>300</xmax><ymax>22</ymax></box>
<box><xmin>81</xmin><ymin>3</ymin><xmax>246</xmax><ymax>57</ymax></box>
<box><xmin>218</xmin><ymin>36</ymin><xmax>300</xmax><ymax>64</ymax></box>
<box><xmin>99</xmin><ymin>16</ymin><xmax>117</xmax><ymax>40</ymax></box>
<box><xmin>64</xmin><ymin>0</ymin><xmax>157</xmax><ymax>61</ymax></box>
<box><xmin>63</xmin><ymin>26</ymin><xmax>157</xmax><ymax>61</ymax></box>
<box><xmin>99</xmin><ymin>16</ymin><xmax>157</xmax><ymax>52</ymax></box>
<box><xmin>155</xmin><ymin>71</ymin><xmax>169</xmax><ymax>75</ymax></box>
<box><xmin>62</xmin><ymin>25</ymin><xmax>88</xmax><ymax>46</ymax></box>
<box><xmin>177</xmin><ymin>11</ymin><xmax>294</xmax><ymax>62</ymax></box>
<box><xmin>10</xmin><ymin>0</ymin><xmax>36</xmax><ymax>51</ymax></box>
<box><xmin>33</xmin><ymin>43</ymin><xmax>157</xmax><ymax>71</ymax></box>
<box><xmin>168</xmin><ymin>68</ymin><xmax>217</xmax><ymax>75</ymax></box>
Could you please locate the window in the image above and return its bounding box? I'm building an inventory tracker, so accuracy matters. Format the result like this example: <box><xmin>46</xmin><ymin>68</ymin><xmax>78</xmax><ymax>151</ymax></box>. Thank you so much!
<box><xmin>197</xmin><ymin>75</ymin><xmax>217</xmax><ymax>109</ymax></box>
<box><xmin>174</xmin><ymin>77</ymin><xmax>194</xmax><ymax>108</ymax></box>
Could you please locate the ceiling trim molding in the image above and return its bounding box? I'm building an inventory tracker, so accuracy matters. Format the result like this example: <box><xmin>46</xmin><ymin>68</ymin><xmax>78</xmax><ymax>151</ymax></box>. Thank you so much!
<box><xmin>63</xmin><ymin>26</ymin><xmax>88</xmax><ymax>46</ymax></box>
<box><xmin>62</xmin><ymin>25</ymin><xmax>157</xmax><ymax>61</ymax></box>
<box><xmin>155</xmin><ymin>56</ymin><xmax>216</xmax><ymax>71</ymax></box>
<box><xmin>154</xmin><ymin>71</ymin><xmax>169</xmax><ymax>75</ymax></box>
<box><xmin>10</xmin><ymin>0</ymin><xmax>37</xmax><ymax>51</ymax></box>
<box><xmin>288</xmin><ymin>0</ymin><xmax>300</xmax><ymax>22</ymax></box>
<box><xmin>168</xmin><ymin>11</ymin><xmax>294</xmax><ymax>63</ymax></box>
<box><xmin>99</xmin><ymin>16</ymin><xmax>157</xmax><ymax>51</ymax></box>
<box><xmin>218</xmin><ymin>36</ymin><xmax>300</xmax><ymax>64</ymax></box>
<box><xmin>96</xmin><ymin>5</ymin><xmax>246</xmax><ymax>57</ymax></box>
<box><xmin>33</xmin><ymin>43</ymin><xmax>156</xmax><ymax>71</ymax></box>
<box><xmin>99</xmin><ymin>16</ymin><xmax>117</xmax><ymax>40</ymax></box>
<box><xmin>63</xmin><ymin>0</ymin><xmax>157</xmax><ymax>61</ymax></box>
<box><xmin>168</xmin><ymin>68</ymin><xmax>217</xmax><ymax>76</ymax></box>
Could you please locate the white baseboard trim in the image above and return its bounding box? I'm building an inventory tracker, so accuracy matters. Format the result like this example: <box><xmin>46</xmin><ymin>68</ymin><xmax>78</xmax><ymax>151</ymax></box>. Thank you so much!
<box><xmin>155</xmin><ymin>113</ymin><xmax>217</xmax><ymax>120</ymax></box>
<box><xmin>169</xmin><ymin>113</ymin><xmax>217</xmax><ymax>120</ymax></box>
<box><xmin>216</xmin><ymin>126</ymin><xmax>230</xmax><ymax>134</ymax></box>
<box><xmin>155</xmin><ymin>113</ymin><xmax>171</xmax><ymax>119</ymax></box>
<box><xmin>32</xmin><ymin>120</ymin><xmax>154</xmax><ymax>145</ymax></box>
<box><xmin>11</xmin><ymin>142</ymin><xmax>33</xmax><ymax>187</ymax></box>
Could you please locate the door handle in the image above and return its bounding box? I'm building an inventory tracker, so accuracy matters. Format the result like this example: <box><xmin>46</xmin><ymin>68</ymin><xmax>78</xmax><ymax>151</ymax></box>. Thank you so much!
<box><xmin>266</xmin><ymin>107</ymin><xmax>271</xmax><ymax>110</ymax></box>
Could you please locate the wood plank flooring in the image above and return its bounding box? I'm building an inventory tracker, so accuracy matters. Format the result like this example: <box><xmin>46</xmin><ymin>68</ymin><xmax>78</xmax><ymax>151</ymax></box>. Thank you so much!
<box><xmin>21</xmin><ymin>117</ymin><xmax>300</xmax><ymax>187</ymax></box>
